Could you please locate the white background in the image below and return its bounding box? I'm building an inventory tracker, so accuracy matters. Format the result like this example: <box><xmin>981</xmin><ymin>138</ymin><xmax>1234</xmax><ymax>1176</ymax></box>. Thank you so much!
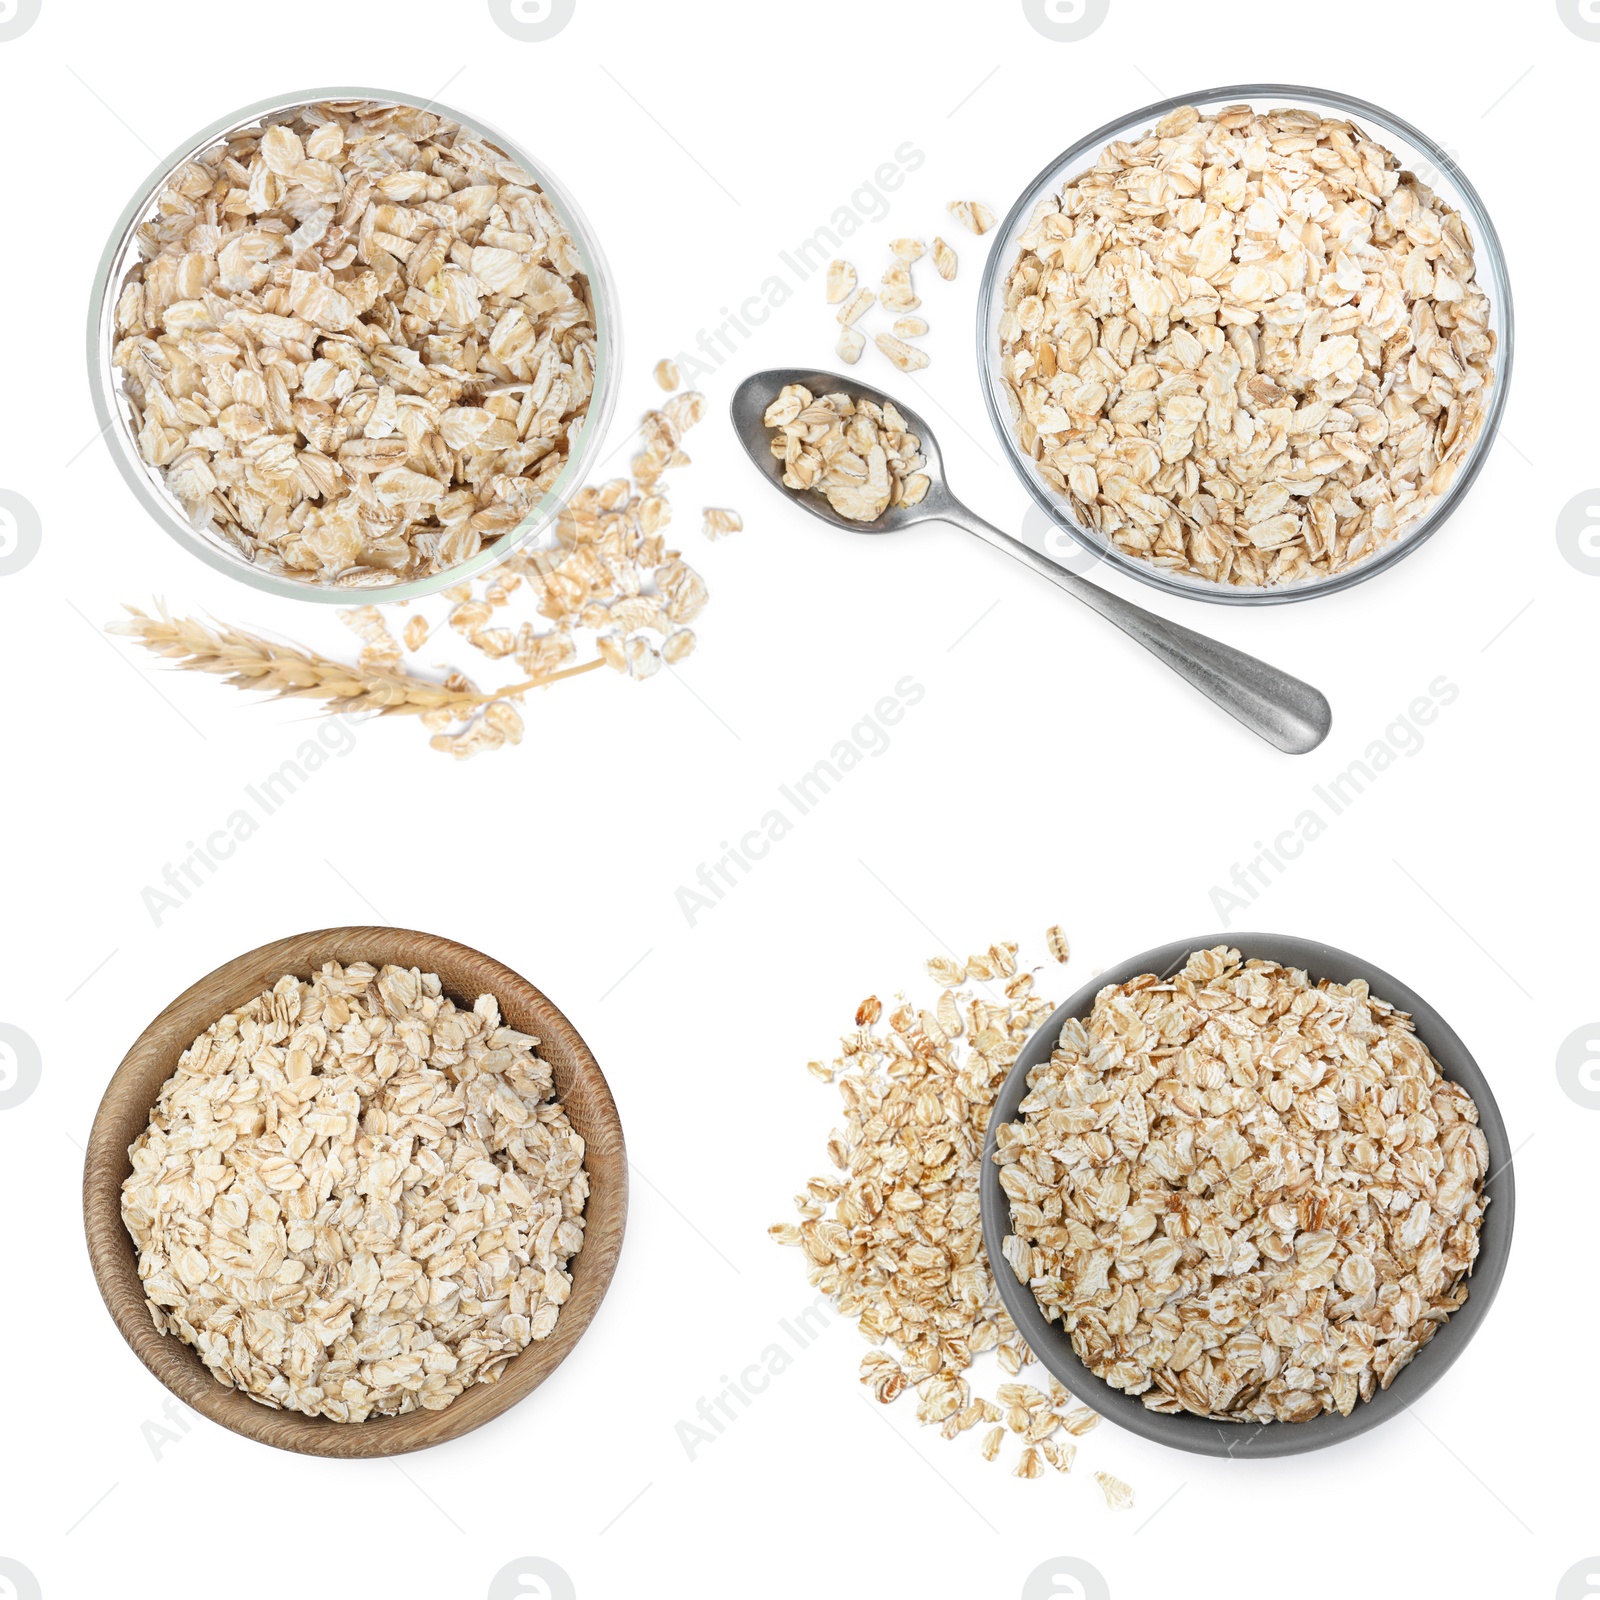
<box><xmin>0</xmin><ymin>0</ymin><xmax>1592</xmax><ymax>1596</ymax></box>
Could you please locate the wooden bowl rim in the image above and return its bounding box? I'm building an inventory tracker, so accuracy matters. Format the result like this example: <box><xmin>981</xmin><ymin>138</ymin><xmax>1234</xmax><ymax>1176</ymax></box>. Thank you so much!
<box><xmin>82</xmin><ymin>925</ymin><xmax>627</xmax><ymax>1459</ymax></box>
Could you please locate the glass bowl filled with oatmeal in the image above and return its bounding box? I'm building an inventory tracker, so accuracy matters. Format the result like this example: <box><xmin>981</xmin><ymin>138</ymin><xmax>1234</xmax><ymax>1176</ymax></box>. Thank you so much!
<box><xmin>88</xmin><ymin>87</ymin><xmax>619</xmax><ymax>603</ymax></box>
<box><xmin>977</xmin><ymin>85</ymin><xmax>1511</xmax><ymax>604</ymax></box>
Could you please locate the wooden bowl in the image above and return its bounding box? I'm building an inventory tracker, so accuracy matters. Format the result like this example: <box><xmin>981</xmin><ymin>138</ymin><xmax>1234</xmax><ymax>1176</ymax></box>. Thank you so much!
<box><xmin>83</xmin><ymin>926</ymin><xmax>627</xmax><ymax>1458</ymax></box>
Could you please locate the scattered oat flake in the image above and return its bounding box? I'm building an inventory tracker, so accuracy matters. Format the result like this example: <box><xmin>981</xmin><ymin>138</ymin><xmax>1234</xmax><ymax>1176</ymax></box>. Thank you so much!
<box><xmin>931</xmin><ymin>237</ymin><xmax>958</xmax><ymax>280</ymax></box>
<box><xmin>825</xmin><ymin>260</ymin><xmax>857</xmax><ymax>304</ymax></box>
<box><xmin>654</xmin><ymin>358</ymin><xmax>680</xmax><ymax>391</ymax></box>
<box><xmin>1014</xmin><ymin>1447</ymin><xmax>1045</xmax><ymax>1480</ymax></box>
<box><xmin>1044</xmin><ymin>924</ymin><xmax>1070</xmax><ymax>964</ymax></box>
<box><xmin>893</xmin><ymin>317</ymin><xmax>929</xmax><ymax>339</ymax></box>
<box><xmin>947</xmin><ymin>200</ymin><xmax>996</xmax><ymax>235</ymax></box>
<box><xmin>860</xmin><ymin>1350</ymin><xmax>905</xmax><ymax>1404</ymax></box>
<box><xmin>1095</xmin><ymin>1472</ymin><xmax>1134</xmax><ymax>1511</ymax></box>
<box><xmin>890</xmin><ymin>238</ymin><xmax>925</xmax><ymax>261</ymax></box>
<box><xmin>837</xmin><ymin>288</ymin><xmax>875</xmax><ymax>326</ymax></box>
<box><xmin>664</xmin><ymin>390</ymin><xmax>708</xmax><ymax>433</ymax></box>
<box><xmin>837</xmin><ymin>325</ymin><xmax>866</xmax><ymax>365</ymax></box>
<box><xmin>771</xmin><ymin>933</ymin><xmax>1125</xmax><ymax>1492</ymax></box>
<box><xmin>875</xmin><ymin>333</ymin><xmax>929</xmax><ymax>372</ymax></box>
<box><xmin>339</xmin><ymin>605</ymin><xmax>401</xmax><ymax>674</ymax></box>
<box><xmin>702</xmin><ymin>508</ymin><xmax>742</xmax><ymax>540</ymax></box>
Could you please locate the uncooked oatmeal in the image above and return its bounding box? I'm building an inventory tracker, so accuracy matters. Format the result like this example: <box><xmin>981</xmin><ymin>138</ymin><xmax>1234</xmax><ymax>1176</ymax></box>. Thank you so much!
<box><xmin>998</xmin><ymin>103</ymin><xmax>1495</xmax><ymax>587</ymax></box>
<box><xmin>112</xmin><ymin>378</ymin><xmax>720</xmax><ymax>759</ymax></box>
<box><xmin>771</xmin><ymin>933</ymin><xmax>1135</xmax><ymax>1497</ymax></box>
<box><xmin>121</xmin><ymin>962</ymin><xmax>587</xmax><ymax>1420</ymax></box>
<box><xmin>993</xmin><ymin>946</ymin><xmax>1488</xmax><ymax>1423</ymax></box>
<box><xmin>111</xmin><ymin>98</ymin><xmax>597</xmax><ymax>587</ymax></box>
<box><xmin>764</xmin><ymin>384</ymin><xmax>929</xmax><ymax>522</ymax></box>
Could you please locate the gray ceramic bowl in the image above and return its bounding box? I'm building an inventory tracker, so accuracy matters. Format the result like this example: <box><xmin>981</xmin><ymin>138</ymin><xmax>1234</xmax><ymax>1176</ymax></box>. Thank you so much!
<box><xmin>979</xmin><ymin>933</ymin><xmax>1514</xmax><ymax>1458</ymax></box>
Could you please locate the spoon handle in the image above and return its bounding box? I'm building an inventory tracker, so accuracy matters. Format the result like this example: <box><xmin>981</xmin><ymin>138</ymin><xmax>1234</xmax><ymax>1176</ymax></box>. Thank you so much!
<box><xmin>940</xmin><ymin>501</ymin><xmax>1332</xmax><ymax>754</ymax></box>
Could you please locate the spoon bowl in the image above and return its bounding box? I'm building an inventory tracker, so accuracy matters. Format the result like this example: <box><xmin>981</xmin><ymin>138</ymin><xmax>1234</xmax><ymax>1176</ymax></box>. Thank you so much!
<box><xmin>730</xmin><ymin>367</ymin><xmax>957</xmax><ymax>535</ymax></box>
<box><xmin>731</xmin><ymin>367</ymin><xmax>1333</xmax><ymax>755</ymax></box>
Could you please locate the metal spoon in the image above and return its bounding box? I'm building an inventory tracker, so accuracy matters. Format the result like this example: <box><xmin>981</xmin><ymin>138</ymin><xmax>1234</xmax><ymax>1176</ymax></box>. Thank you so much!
<box><xmin>731</xmin><ymin>368</ymin><xmax>1332</xmax><ymax>755</ymax></box>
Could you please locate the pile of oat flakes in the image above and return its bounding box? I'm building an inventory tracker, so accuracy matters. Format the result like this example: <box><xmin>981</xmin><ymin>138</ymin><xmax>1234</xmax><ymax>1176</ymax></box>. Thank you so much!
<box><xmin>995</xmin><ymin>946</ymin><xmax>1489</xmax><ymax>1423</ymax></box>
<box><xmin>771</xmin><ymin>931</ymin><xmax>1134</xmax><ymax>1504</ymax></box>
<box><xmin>113</xmin><ymin>98</ymin><xmax>599</xmax><ymax>587</ymax></box>
<box><xmin>122</xmin><ymin>962</ymin><xmax>587</xmax><ymax>1421</ymax></box>
<box><xmin>764</xmin><ymin>383</ymin><xmax>929</xmax><ymax>523</ymax></box>
<box><xmin>998</xmin><ymin>104</ymin><xmax>1495</xmax><ymax>586</ymax></box>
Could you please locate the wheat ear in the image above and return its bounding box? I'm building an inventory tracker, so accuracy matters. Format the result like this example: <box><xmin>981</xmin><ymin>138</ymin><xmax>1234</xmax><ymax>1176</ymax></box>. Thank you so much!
<box><xmin>109</xmin><ymin>604</ymin><xmax>602</xmax><ymax>717</ymax></box>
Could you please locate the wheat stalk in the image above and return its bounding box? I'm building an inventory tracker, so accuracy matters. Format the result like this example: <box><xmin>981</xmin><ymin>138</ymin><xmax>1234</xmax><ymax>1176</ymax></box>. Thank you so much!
<box><xmin>110</xmin><ymin>604</ymin><xmax>603</xmax><ymax>718</ymax></box>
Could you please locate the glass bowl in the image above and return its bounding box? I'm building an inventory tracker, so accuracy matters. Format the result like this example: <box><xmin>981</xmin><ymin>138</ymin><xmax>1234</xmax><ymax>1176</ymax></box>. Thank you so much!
<box><xmin>86</xmin><ymin>86</ymin><xmax>620</xmax><ymax>605</ymax></box>
<box><xmin>976</xmin><ymin>84</ymin><xmax>1513</xmax><ymax>606</ymax></box>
